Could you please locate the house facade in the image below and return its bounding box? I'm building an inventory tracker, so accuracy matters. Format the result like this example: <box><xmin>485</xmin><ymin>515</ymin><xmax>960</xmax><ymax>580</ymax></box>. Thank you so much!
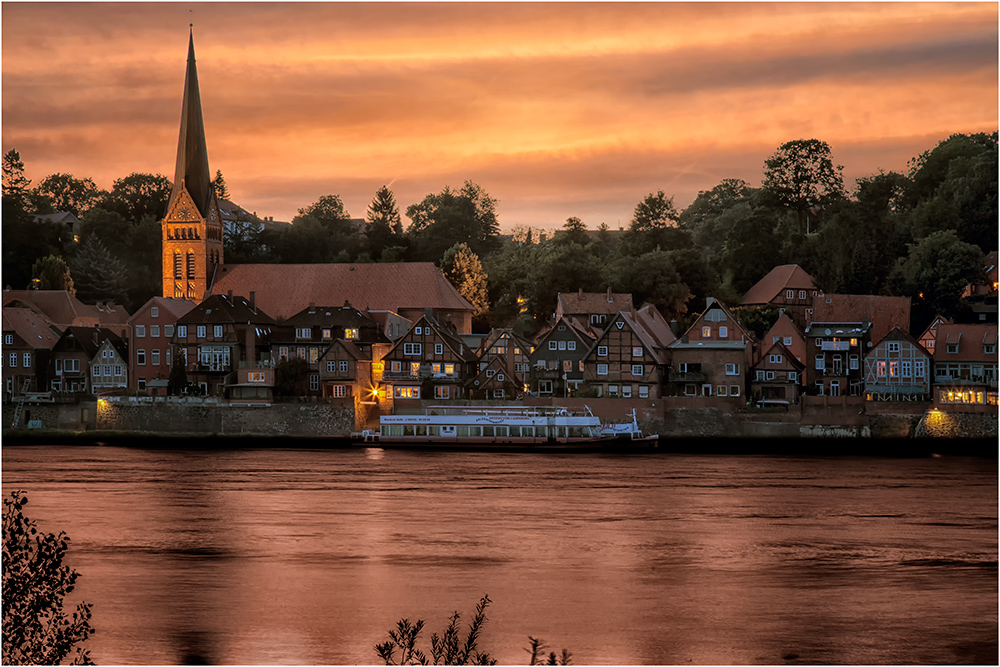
<box><xmin>932</xmin><ymin>323</ymin><xmax>998</xmax><ymax>411</ymax></box>
<box><xmin>529</xmin><ymin>316</ymin><xmax>595</xmax><ymax>397</ymax></box>
<box><xmin>804</xmin><ymin>321</ymin><xmax>871</xmax><ymax>397</ymax></box>
<box><xmin>750</xmin><ymin>341</ymin><xmax>804</xmax><ymax>406</ymax></box>
<box><xmin>2</xmin><ymin>306</ymin><xmax>61</xmax><ymax>400</ymax></box>
<box><xmin>582</xmin><ymin>310</ymin><xmax>669</xmax><ymax>399</ymax></box>
<box><xmin>379</xmin><ymin>314</ymin><xmax>477</xmax><ymax>406</ymax></box>
<box><xmin>665</xmin><ymin>299</ymin><xmax>752</xmax><ymax>404</ymax></box>
<box><xmin>128</xmin><ymin>296</ymin><xmax>196</xmax><ymax>391</ymax></box>
<box><xmin>90</xmin><ymin>338</ymin><xmax>129</xmax><ymax>393</ymax></box>
<box><xmin>49</xmin><ymin>327</ymin><xmax>126</xmax><ymax>395</ymax></box>
<box><xmin>556</xmin><ymin>289</ymin><xmax>633</xmax><ymax>333</ymax></box>
<box><xmin>470</xmin><ymin>329</ymin><xmax>533</xmax><ymax>400</ymax></box>
<box><xmin>863</xmin><ymin>327</ymin><xmax>932</xmax><ymax>402</ymax></box>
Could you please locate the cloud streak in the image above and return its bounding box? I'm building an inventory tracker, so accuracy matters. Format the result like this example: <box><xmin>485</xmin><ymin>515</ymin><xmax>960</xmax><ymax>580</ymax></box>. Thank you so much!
<box><xmin>3</xmin><ymin>2</ymin><xmax>996</xmax><ymax>230</ymax></box>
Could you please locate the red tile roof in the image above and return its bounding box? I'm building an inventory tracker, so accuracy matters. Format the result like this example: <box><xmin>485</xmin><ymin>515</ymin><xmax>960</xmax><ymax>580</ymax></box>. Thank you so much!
<box><xmin>3</xmin><ymin>290</ymin><xmax>129</xmax><ymax>329</ymax></box>
<box><xmin>760</xmin><ymin>313</ymin><xmax>806</xmax><ymax>364</ymax></box>
<box><xmin>741</xmin><ymin>265</ymin><xmax>818</xmax><ymax>305</ymax></box>
<box><xmin>210</xmin><ymin>263</ymin><xmax>473</xmax><ymax>321</ymax></box>
<box><xmin>127</xmin><ymin>296</ymin><xmax>197</xmax><ymax>325</ymax></box>
<box><xmin>556</xmin><ymin>290</ymin><xmax>633</xmax><ymax>318</ymax></box>
<box><xmin>933</xmin><ymin>323</ymin><xmax>999</xmax><ymax>363</ymax></box>
<box><xmin>812</xmin><ymin>294</ymin><xmax>911</xmax><ymax>343</ymax></box>
<box><xmin>2</xmin><ymin>306</ymin><xmax>61</xmax><ymax>349</ymax></box>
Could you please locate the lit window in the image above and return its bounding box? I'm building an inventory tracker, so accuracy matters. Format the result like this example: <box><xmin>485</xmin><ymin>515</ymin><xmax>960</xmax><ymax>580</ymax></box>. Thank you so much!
<box><xmin>332</xmin><ymin>385</ymin><xmax>348</xmax><ymax>398</ymax></box>
<box><xmin>877</xmin><ymin>361</ymin><xmax>886</xmax><ymax>377</ymax></box>
<box><xmin>248</xmin><ymin>372</ymin><xmax>265</xmax><ymax>382</ymax></box>
<box><xmin>444</xmin><ymin>364</ymin><xmax>454</xmax><ymax>375</ymax></box>
<box><xmin>394</xmin><ymin>386</ymin><xmax>420</xmax><ymax>399</ymax></box>
<box><xmin>309</xmin><ymin>348</ymin><xmax>319</xmax><ymax>363</ymax></box>
<box><xmin>345</xmin><ymin>328</ymin><xmax>359</xmax><ymax>340</ymax></box>
<box><xmin>702</xmin><ymin>326</ymin><xmax>711</xmax><ymax>338</ymax></box>
<box><xmin>322</xmin><ymin>329</ymin><xmax>332</xmax><ymax>340</ymax></box>
<box><xmin>410</xmin><ymin>362</ymin><xmax>420</xmax><ymax>376</ymax></box>
<box><xmin>889</xmin><ymin>361</ymin><xmax>898</xmax><ymax>378</ymax></box>
<box><xmin>435</xmin><ymin>386</ymin><xmax>449</xmax><ymax>399</ymax></box>
<box><xmin>390</xmin><ymin>361</ymin><xmax>401</xmax><ymax>372</ymax></box>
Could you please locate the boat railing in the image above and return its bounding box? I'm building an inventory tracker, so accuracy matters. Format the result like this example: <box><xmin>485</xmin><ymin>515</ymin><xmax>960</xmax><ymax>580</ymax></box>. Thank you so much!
<box><xmin>425</xmin><ymin>405</ymin><xmax>588</xmax><ymax>417</ymax></box>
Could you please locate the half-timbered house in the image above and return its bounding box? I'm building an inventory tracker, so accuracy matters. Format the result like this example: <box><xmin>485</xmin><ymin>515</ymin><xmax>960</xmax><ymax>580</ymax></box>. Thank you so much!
<box><xmin>863</xmin><ymin>327</ymin><xmax>932</xmax><ymax>402</ymax></box>
<box><xmin>582</xmin><ymin>306</ymin><xmax>672</xmax><ymax>399</ymax></box>
<box><xmin>529</xmin><ymin>316</ymin><xmax>596</xmax><ymax>397</ymax></box>
<box><xmin>750</xmin><ymin>341</ymin><xmax>804</xmax><ymax>406</ymax></box>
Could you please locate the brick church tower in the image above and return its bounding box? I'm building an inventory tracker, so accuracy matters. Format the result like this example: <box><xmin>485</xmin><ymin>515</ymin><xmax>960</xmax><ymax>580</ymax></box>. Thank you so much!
<box><xmin>161</xmin><ymin>29</ymin><xmax>224</xmax><ymax>302</ymax></box>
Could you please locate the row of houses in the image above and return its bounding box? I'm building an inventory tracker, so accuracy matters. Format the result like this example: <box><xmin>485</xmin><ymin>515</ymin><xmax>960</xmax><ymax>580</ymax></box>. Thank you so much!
<box><xmin>4</xmin><ymin>261</ymin><xmax>997</xmax><ymax>416</ymax></box>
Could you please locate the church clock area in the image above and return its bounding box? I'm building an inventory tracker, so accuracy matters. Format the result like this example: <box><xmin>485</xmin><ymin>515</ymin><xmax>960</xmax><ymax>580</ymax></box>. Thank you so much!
<box><xmin>1</xmin><ymin>28</ymin><xmax>995</xmax><ymax>446</ymax></box>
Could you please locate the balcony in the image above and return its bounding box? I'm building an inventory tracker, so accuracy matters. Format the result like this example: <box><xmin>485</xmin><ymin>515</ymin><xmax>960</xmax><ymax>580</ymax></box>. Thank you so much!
<box><xmin>934</xmin><ymin>375</ymin><xmax>998</xmax><ymax>388</ymax></box>
<box><xmin>668</xmin><ymin>371</ymin><xmax>707</xmax><ymax>383</ymax></box>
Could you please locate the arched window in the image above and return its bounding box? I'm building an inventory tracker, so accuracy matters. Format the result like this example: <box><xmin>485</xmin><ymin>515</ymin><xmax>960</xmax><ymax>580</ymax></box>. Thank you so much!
<box><xmin>187</xmin><ymin>253</ymin><xmax>196</xmax><ymax>279</ymax></box>
<box><xmin>173</xmin><ymin>253</ymin><xmax>183</xmax><ymax>279</ymax></box>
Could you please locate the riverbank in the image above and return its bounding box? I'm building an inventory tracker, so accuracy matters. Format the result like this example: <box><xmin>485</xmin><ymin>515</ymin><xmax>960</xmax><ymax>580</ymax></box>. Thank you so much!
<box><xmin>3</xmin><ymin>429</ymin><xmax>996</xmax><ymax>457</ymax></box>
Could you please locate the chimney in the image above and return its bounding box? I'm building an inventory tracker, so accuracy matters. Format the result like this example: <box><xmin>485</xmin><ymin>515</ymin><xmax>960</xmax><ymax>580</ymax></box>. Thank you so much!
<box><xmin>670</xmin><ymin>319</ymin><xmax>679</xmax><ymax>336</ymax></box>
<box><xmin>250</xmin><ymin>291</ymin><xmax>257</xmax><ymax>313</ymax></box>
<box><xmin>227</xmin><ymin>290</ymin><xmax>233</xmax><ymax>302</ymax></box>
<box><xmin>607</xmin><ymin>286</ymin><xmax>612</xmax><ymax>303</ymax></box>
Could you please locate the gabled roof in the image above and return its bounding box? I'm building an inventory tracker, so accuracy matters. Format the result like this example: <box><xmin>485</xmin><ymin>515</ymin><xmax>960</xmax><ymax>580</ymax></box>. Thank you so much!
<box><xmin>54</xmin><ymin>326</ymin><xmax>125</xmax><ymax>359</ymax></box>
<box><xmin>319</xmin><ymin>338</ymin><xmax>366</xmax><ymax>362</ymax></box>
<box><xmin>760</xmin><ymin>313</ymin><xmax>806</xmax><ymax>363</ymax></box>
<box><xmin>33</xmin><ymin>212</ymin><xmax>80</xmax><ymax>226</ymax></box>
<box><xmin>532</xmin><ymin>314</ymin><xmax>597</xmax><ymax>351</ymax></box>
<box><xmin>2</xmin><ymin>290</ymin><xmax>130</xmax><ymax>328</ymax></box>
<box><xmin>468</xmin><ymin>356</ymin><xmax>521</xmax><ymax>392</ymax></box>
<box><xmin>2</xmin><ymin>306</ymin><xmax>61</xmax><ymax>350</ymax></box>
<box><xmin>177</xmin><ymin>293</ymin><xmax>276</xmax><ymax>326</ymax></box>
<box><xmin>127</xmin><ymin>296</ymin><xmax>196</xmax><ymax>324</ymax></box>
<box><xmin>556</xmin><ymin>289</ymin><xmax>633</xmax><ymax>318</ymax></box>
<box><xmin>684</xmin><ymin>297</ymin><xmax>754</xmax><ymax>342</ymax></box>
<box><xmin>93</xmin><ymin>337</ymin><xmax>128</xmax><ymax>362</ymax></box>
<box><xmin>386</xmin><ymin>313</ymin><xmax>478</xmax><ymax>362</ymax></box>
<box><xmin>812</xmin><ymin>294</ymin><xmax>910</xmax><ymax>343</ymax></box>
<box><xmin>210</xmin><ymin>263</ymin><xmax>473</xmax><ymax>321</ymax></box>
<box><xmin>285</xmin><ymin>303</ymin><xmax>381</xmax><ymax>330</ymax></box>
<box><xmin>869</xmin><ymin>325</ymin><xmax>928</xmax><ymax>354</ymax></box>
<box><xmin>590</xmin><ymin>310</ymin><xmax>669</xmax><ymax>364</ymax></box>
<box><xmin>917</xmin><ymin>315</ymin><xmax>951</xmax><ymax>343</ymax></box>
<box><xmin>933</xmin><ymin>323</ymin><xmax>999</xmax><ymax>362</ymax></box>
<box><xmin>752</xmin><ymin>340</ymin><xmax>805</xmax><ymax>371</ymax></box>
<box><xmin>477</xmin><ymin>328</ymin><xmax>533</xmax><ymax>359</ymax></box>
<box><xmin>741</xmin><ymin>264</ymin><xmax>818</xmax><ymax>305</ymax></box>
<box><xmin>635</xmin><ymin>304</ymin><xmax>676</xmax><ymax>348</ymax></box>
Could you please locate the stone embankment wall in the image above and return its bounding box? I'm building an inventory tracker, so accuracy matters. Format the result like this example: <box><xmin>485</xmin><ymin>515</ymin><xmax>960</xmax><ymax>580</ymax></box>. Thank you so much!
<box><xmin>2</xmin><ymin>401</ymin><xmax>97</xmax><ymax>430</ymax></box>
<box><xmin>96</xmin><ymin>400</ymin><xmax>354</xmax><ymax>437</ymax></box>
<box><xmin>914</xmin><ymin>410</ymin><xmax>998</xmax><ymax>439</ymax></box>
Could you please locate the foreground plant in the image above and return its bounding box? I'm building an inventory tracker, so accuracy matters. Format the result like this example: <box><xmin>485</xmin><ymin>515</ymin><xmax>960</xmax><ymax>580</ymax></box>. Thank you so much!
<box><xmin>375</xmin><ymin>594</ymin><xmax>570</xmax><ymax>666</ymax></box>
<box><xmin>2</xmin><ymin>490</ymin><xmax>94</xmax><ymax>665</ymax></box>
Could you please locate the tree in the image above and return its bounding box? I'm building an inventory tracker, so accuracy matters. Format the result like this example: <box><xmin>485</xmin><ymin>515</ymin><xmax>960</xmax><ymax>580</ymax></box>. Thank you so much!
<box><xmin>3</xmin><ymin>149</ymin><xmax>34</xmax><ymax>211</ymax></box>
<box><xmin>224</xmin><ymin>210</ymin><xmax>268</xmax><ymax>263</ymax></box>
<box><xmin>212</xmin><ymin>170</ymin><xmax>230</xmax><ymax>200</ymax></box>
<box><xmin>69</xmin><ymin>237</ymin><xmax>129</xmax><ymax>304</ymax></box>
<box><xmin>722</xmin><ymin>209</ymin><xmax>786</xmax><ymax>296</ymax></box>
<box><xmin>557</xmin><ymin>217</ymin><xmax>588</xmax><ymax>246</ymax></box>
<box><xmin>168</xmin><ymin>349</ymin><xmax>187</xmax><ymax>395</ymax></box>
<box><xmin>366</xmin><ymin>185</ymin><xmax>404</xmax><ymax>261</ymax></box>
<box><xmin>31</xmin><ymin>255</ymin><xmax>75</xmax><ymax>294</ymax></box>
<box><xmin>888</xmin><ymin>230</ymin><xmax>984</xmax><ymax>319</ymax></box>
<box><xmin>762</xmin><ymin>139</ymin><xmax>845</xmax><ymax>234</ymax></box>
<box><xmin>34</xmin><ymin>174</ymin><xmax>104</xmax><ymax>216</ymax></box>
<box><xmin>405</xmin><ymin>182</ymin><xmax>500</xmax><ymax>261</ymax></box>
<box><xmin>630</xmin><ymin>190</ymin><xmax>680</xmax><ymax>232</ymax></box>
<box><xmin>3</xmin><ymin>490</ymin><xmax>94</xmax><ymax>665</ymax></box>
<box><xmin>441</xmin><ymin>243</ymin><xmax>490</xmax><ymax>322</ymax></box>
<box><xmin>679</xmin><ymin>178</ymin><xmax>755</xmax><ymax>229</ymax></box>
<box><xmin>604</xmin><ymin>249</ymin><xmax>692</xmax><ymax>320</ymax></box>
<box><xmin>101</xmin><ymin>173</ymin><xmax>172</xmax><ymax>223</ymax></box>
<box><xmin>299</xmin><ymin>194</ymin><xmax>351</xmax><ymax>228</ymax></box>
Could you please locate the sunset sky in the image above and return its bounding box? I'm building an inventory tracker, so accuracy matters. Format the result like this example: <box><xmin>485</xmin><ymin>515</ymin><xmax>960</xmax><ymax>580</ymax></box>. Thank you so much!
<box><xmin>3</xmin><ymin>2</ymin><xmax>997</xmax><ymax>231</ymax></box>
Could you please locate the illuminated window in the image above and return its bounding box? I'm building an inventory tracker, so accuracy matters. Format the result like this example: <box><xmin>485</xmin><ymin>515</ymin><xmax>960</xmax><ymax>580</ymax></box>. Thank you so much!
<box><xmin>435</xmin><ymin>386</ymin><xmax>449</xmax><ymax>399</ymax></box>
<box><xmin>248</xmin><ymin>372</ymin><xmax>265</xmax><ymax>382</ymax></box>
<box><xmin>322</xmin><ymin>329</ymin><xmax>332</xmax><ymax>340</ymax></box>
<box><xmin>309</xmin><ymin>348</ymin><xmax>319</xmax><ymax>363</ymax></box>
<box><xmin>889</xmin><ymin>361</ymin><xmax>898</xmax><ymax>378</ymax></box>
<box><xmin>345</xmin><ymin>328</ymin><xmax>359</xmax><ymax>340</ymax></box>
<box><xmin>394</xmin><ymin>386</ymin><xmax>420</xmax><ymax>399</ymax></box>
<box><xmin>332</xmin><ymin>385</ymin><xmax>348</xmax><ymax>398</ymax></box>
<box><xmin>410</xmin><ymin>362</ymin><xmax>420</xmax><ymax>376</ymax></box>
<box><xmin>877</xmin><ymin>361</ymin><xmax>886</xmax><ymax>377</ymax></box>
<box><xmin>391</xmin><ymin>361</ymin><xmax>401</xmax><ymax>372</ymax></box>
<box><xmin>702</xmin><ymin>326</ymin><xmax>711</xmax><ymax>338</ymax></box>
<box><xmin>445</xmin><ymin>364</ymin><xmax>454</xmax><ymax>375</ymax></box>
<box><xmin>432</xmin><ymin>363</ymin><xmax>442</xmax><ymax>374</ymax></box>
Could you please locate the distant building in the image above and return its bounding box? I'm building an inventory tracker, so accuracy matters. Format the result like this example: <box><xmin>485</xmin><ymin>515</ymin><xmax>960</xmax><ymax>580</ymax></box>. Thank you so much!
<box><xmin>863</xmin><ymin>327</ymin><xmax>932</xmax><ymax>402</ymax></box>
<box><xmin>804</xmin><ymin>321</ymin><xmax>871</xmax><ymax>397</ymax></box>
<box><xmin>2</xmin><ymin>305</ymin><xmax>61</xmax><ymax>399</ymax></box>
<box><xmin>931</xmin><ymin>323</ymin><xmax>998</xmax><ymax>411</ymax></box>
<box><xmin>3</xmin><ymin>289</ymin><xmax>130</xmax><ymax>337</ymax></box>
<box><xmin>556</xmin><ymin>289</ymin><xmax>633</xmax><ymax>334</ymax></box>
<box><xmin>741</xmin><ymin>264</ymin><xmax>820</xmax><ymax>327</ymax></box>
<box><xmin>127</xmin><ymin>296</ymin><xmax>196</xmax><ymax>391</ymax></box>
<box><xmin>812</xmin><ymin>294</ymin><xmax>910</xmax><ymax>349</ymax></box>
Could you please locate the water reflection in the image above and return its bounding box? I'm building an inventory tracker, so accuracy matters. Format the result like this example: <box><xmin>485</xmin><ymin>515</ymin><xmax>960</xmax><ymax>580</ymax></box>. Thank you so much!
<box><xmin>2</xmin><ymin>447</ymin><xmax>996</xmax><ymax>665</ymax></box>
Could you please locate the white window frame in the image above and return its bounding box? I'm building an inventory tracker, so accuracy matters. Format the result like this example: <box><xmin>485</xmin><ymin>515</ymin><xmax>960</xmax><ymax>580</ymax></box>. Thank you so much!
<box><xmin>150</xmin><ymin>325</ymin><xmax>160</xmax><ymax>338</ymax></box>
<box><xmin>558</xmin><ymin>340</ymin><xmax>566</xmax><ymax>351</ymax></box>
<box><xmin>435</xmin><ymin>343</ymin><xmax>443</xmax><ymax>355</ymax></box>
<box><xmin>786</xmin><ymin>289</ymin><xmax>794</xmax><ymax>299</ymax></box>
<box><xmin>725</xmin><ymin>363</ymin><xmax>739</xmax><ymax>376</ymax></box>
<box><xmin>548</xmin><ymin>341</ymin><xmax>557</xmax><ymax>350</ymax></box>
<box><xmin>177</xmin><ymin>325</ymin><xmax>187</xmax><ymax>338</ymax></box>
<box><xmin>730</xmin><ymin>385</ymin><xmax>740</xmax><ymax>397</ymax></box>
<box><xmin>639</xmin><ymin>385</ymin><xmax>649</xmax><ymax>398</ymax></box>
<box><xmin>214</xmin><ymin>325</ymin><xmax>224</xmax><ymax>338</ymax></box>
<box><xmin>23</xmin><ymin>352</ymin><xmax>31</xmax><ymax>368</ymax></box>
<box><xmin>597</xmin><ymin>345</ymin><xmax>608</xmax><ymax>357</ymax></box>
<box><xmin>197</xmin><ymin>325</ymin><xmax>206</xmax><ymax>339</ymax></box>
<box><xmin>150</xmin><ymin>306</ymin><xmax>159</xmax><ymax>318</ymax></box>
<box><xmin>568</xmin><ymin>341</ymin><xmax>577</xmax><ymax>351</ymax></box>
<box><xmin>622</xmin><ymin>385</ymin><xmax>632</xmax><ymax>398</ymax></box>
<box><xmin>136</xmin><ymin>325</ymin><xmax>146</xmax><ymax>337</ymax></box>
<box><xmin>309</xmin><ymin>374</ymin><xmax>320</xmax><ymax>391</ymax></box>
<box><xmin>784</xmin><ymin>336</ymin><xmax>792</xmax><ymax>346</ymax></box>
<box><xmin>151</xmin><ymin>350</ymin><xmax>160</xmax><ymax>366</ymax></box>
<box><xmin>597</xmin><ymin>363</ymin><xmax>608</xmax><ymax>376</ymax></box>
<box><xmin>887</xmin><ymin>342</ymin><xmax>900</xmax><ymax>353</ymax></box>
<box><xmin>719</xmin><ymin>326</ymin><xmax>728</xmax><ymax>338</ymax></box>
<box><xmin>137</xmin><ymin>349</ymin><xmax>146</xmax><ymax>365</ymax></box>
<box><xmin>631</xmin><ymin>364</ymin><xmax>643</xmax><ymax>376</ymax></box>
<box><xmin>403</xmin><ymin>342</ymin><xmax>422</xmax><ymax>356</ymax></box>
<box><xmin>390</xmin><ymin>361</ymin><xmax>401</xmax><ymax>372</ymax></box>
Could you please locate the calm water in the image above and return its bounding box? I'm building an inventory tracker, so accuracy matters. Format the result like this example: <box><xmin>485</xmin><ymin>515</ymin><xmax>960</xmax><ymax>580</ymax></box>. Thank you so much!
<box><xmin>2</xmin><ymin>444</ymin><xmax>996</xmax><ymax>665</ymax></box>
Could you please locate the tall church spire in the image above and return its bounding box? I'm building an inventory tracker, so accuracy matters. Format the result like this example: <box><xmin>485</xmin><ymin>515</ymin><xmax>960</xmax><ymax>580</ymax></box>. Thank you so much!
<box><xmin>161</xmin><ymin>27</ymin><xmax>224</xmax><ymax>303</ymax></box>
<box><xmin>171</xmin><ymin>27</ymin><xmax>213</xmax><ymax>217</ymax></box>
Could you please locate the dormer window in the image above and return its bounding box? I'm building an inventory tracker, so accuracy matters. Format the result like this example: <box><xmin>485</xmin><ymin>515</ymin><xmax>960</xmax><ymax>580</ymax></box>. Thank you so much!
<box><xmin>297</xmin><ymin>328</ymin><xmax>311</xmax><ymax>340</ymax></box>
<box><xmin>345</xmin><ymin>328</ymin><xmax>359</xmax><ymax>340</ymax></box>
<box><xmin>322</xmin><ymin>329</ymin><xmax>332</xmax><ymax>340</ymax></box>
<box><xmin>985</xmin><ymin>344</ymin><xmax>996</xmax><ymax>355</ymax></box>
<box><xmin>947</xmin><ymin>343</ymin><xmax>959</xmax><ymax>354</ymax></box>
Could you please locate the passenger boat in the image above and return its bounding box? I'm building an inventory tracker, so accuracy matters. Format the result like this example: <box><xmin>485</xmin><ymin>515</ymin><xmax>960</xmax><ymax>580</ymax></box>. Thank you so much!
<box><xmin>361</xmin><ymin>405</ymin><xmax>613</xmax><ymax>449</ymax></box>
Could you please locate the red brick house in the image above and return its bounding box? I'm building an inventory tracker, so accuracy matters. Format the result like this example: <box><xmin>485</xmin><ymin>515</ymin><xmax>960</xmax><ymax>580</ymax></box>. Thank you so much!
<box><xmin>127</xmin><ymin>296</ymin><xmax>196</xmax><ymax>391</ymax></box>
<box><xmin>3</xmin><ymin>290</ymin><xmax>130</xmax><ymax>337</ymax></box>
<box><xmin>469</xmin><ymin>329</ymin><xmax>534</xmax><ymax>400</ymax></box>
<box><xmin>917</xmin><ymin>315</ymin><xmax>950</xmax><ymax>356</ymax></box>
<box><xmin>760</xmin><ymin>313</ymin><xmax>807</xmax><ymax>367</ymax></box>
<box><xmin>740</xmin><ymin>264</ymin><xmax>820</xmax><ymax>327</ymax></box>
<box><xmin>49</xmin><ymin>327</ymin><xmax>126</xmax><ymax>395</ymax></box>
<box><xmin>666</xmin><ymin>299</ymin><xmax>753</xmax><ymax>404</ymax></box>
<box><xmin>556</xmin><ymin>289</ymin><xmax>633</xmax><ymax>334</ymax></box>
<box><xmin>863</xmin><ymin>326</ymin><xmax>932</xmax><ymax>402</ymax></box>
<box><xmin>932</xmin><ymin>323</ymin><xmax>998</xmax><ymax>411</ymax></box>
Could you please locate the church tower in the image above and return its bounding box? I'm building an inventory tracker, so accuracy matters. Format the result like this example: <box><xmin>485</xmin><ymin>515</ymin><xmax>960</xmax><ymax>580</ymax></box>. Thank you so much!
<box><xmin>161</xmin><ymin>29</ymin><xmax>224</xmax><ymax>302</ymax></box>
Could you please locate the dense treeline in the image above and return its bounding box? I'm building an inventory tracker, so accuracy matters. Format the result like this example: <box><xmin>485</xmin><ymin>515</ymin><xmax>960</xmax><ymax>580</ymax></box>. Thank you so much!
<box><xmin>3</xmin><ymin>134</ymin><xmax>995</xmax><ymax>334</ymax></box>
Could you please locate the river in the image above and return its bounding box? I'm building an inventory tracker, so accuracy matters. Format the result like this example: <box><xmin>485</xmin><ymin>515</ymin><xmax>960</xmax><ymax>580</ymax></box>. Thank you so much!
<box><xmin>2</xmin><ymin>444</ymin><xmax>996</xmax><ymax>665</ymax></box>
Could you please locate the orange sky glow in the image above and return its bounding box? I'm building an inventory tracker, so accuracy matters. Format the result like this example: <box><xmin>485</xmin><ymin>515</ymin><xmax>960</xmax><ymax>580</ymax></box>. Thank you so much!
<box><xmin>3</xmin><ymin>2</ymin><xmax>997</xmax><ymax>230</ymax></box>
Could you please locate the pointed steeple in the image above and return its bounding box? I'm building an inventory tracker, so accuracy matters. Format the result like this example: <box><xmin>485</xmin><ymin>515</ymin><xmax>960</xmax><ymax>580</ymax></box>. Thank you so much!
<box><xmin>171</xmin><ymin>27</ymin><xmax>213</xmax><ymax>218</ymax></box>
